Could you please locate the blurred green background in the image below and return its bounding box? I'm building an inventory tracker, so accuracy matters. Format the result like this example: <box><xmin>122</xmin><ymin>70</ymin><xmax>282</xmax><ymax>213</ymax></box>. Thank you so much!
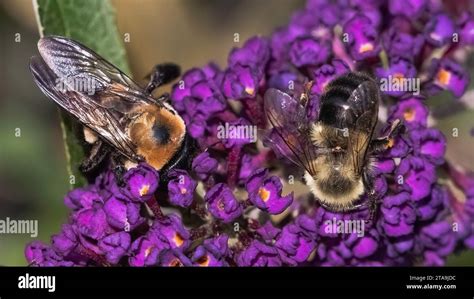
<box><xmin>0</xmin><ymin>0</ymin><xmax>473</xmax><ymax>266</ymax></box>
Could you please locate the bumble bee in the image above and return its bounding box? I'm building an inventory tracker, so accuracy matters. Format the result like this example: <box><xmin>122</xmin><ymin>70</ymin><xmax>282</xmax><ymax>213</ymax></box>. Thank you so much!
<box><xmin>264</xmin><ymin>72</ymin><xmax>403</xmax><ymax>214</ymax></box>
<box><xmin>30</xmin><ymin>36</ymin><xmax>194</xmax><ymax>181</ymax></box>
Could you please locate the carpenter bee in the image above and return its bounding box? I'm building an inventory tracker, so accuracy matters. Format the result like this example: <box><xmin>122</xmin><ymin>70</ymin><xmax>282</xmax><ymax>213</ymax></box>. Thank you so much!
<box><xmin>30</xmin><ymin>36</ymin><xmax>194</xmax><ymax>182</ymax></box>
<box><xmin>264</xmin><ymin>72</ymin><xmax>403</xmax><ymax>215</ymax></box>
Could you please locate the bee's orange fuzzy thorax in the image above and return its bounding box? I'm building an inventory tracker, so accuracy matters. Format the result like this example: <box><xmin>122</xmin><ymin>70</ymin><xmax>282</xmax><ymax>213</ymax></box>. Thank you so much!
<box><xmin>129</xmin><ymin>105</ymin><xmax>185</xmax><ymax>170</ymax></box>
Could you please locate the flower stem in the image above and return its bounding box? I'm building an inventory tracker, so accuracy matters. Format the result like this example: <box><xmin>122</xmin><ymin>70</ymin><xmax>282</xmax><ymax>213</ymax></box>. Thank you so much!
<box><xmin>75</xmin><ymin>245</ymin><xmax>109</xmax><ymax>266</ymax></box>
<box><xmin>146</xmin><ymin>195</ymin><xmax>164</xmax><ymax>219</ymax></box>
<box><xmin>227</xmin><ymin>146</ymin><xmax>242</xmax><ymax>189</ymax></box>
<box><xmin>379</xmin><ymin>49</ymin><xmax>389</xmax><ymax>70</ymax></box>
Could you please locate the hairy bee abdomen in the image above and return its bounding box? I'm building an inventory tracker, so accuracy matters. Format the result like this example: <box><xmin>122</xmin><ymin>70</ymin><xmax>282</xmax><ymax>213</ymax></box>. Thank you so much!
<box><xmin>304</xmin><ymin>171</ymin><xmax>365</xmax><ymax>211</ymax></box>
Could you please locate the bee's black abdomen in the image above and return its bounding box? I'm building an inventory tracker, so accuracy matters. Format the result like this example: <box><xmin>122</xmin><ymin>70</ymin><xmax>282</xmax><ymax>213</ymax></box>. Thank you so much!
<box><xmin>319</xmin><ymin>72</ymin><xmax>378</xmax><ymax>129</ymax></box>
<box><xmin>319</xmin><ymin>84</ymin><xmax>357</xmax><ymax>129</ymax></box>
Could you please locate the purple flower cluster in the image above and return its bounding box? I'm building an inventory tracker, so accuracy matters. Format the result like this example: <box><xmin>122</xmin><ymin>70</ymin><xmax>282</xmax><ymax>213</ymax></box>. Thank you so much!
<box><xmin>27</xmin><ymin>0</ymin><xmax>474</xmax><ymax>266</ymax></box>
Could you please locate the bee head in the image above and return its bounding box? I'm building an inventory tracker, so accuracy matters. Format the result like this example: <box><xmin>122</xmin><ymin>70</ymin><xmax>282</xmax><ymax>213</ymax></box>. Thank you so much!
<box><xmin>129</xmin><ymin>105</ymin><xmax>186</xmax><ymax>170</ymax></box>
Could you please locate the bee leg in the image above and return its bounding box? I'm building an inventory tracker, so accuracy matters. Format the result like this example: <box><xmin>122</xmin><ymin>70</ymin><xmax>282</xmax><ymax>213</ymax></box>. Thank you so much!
<box><xmin>114</xmin><ymin>165</ymin><xmax>126</xmax><ymax>187</ymax></box>
<box><xmin>144</xmin><ymin>63</ymin><xmax>181</xmax><ymax>95</ymax></box>
<box><xmin>367</xmin><ymin>190</ymin><xmax>378</xmax><ymax>222</ymax></box>
<box><xmin>369</xmin><ymin>119</ymin><xmax>405</xmax><ymax>154</ymax></box>
<box><xmin>154</xmin><ymin>92</ymin><xmax>170</xmax><ymax>104</ymax></box>
<box><xmin>79</xmin><ymin>140</ymin><xmax>110</xmax><ymax>173</ymax></box>
<box><xmin>319</xmin><ymin>201</ymin><xmax>334</xmax><ymax>211</ymax></box>
<box><xmin>345</xmin><ymin>203</ymin><xmax>362</xmax><ymax>211</ymax></box>
<box><xmin>368</xmin><ymin>139</ymin><xmax>389</xmax><ymax>154</ymax></box>
<box><xmin>110</xmin><ymin>152</ymin><xmax>127</xmax><ymax>187</ymax></box>
<box><xmin>362</xmin><ymin>171</ymin><xmax>378</xmax><ymax>223</ymax></box>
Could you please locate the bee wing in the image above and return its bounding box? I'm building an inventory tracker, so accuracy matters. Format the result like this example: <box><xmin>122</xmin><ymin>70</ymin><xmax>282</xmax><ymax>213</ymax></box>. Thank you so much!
<box><xmin>36</xmin><ymin>36</ymin><xmax>157</xmax><ymax>113</ymax></box>
<box><xmin>345</xmin><ymin>78</ymin><xmax>379</xmax><ymax>119</ymax></box>
<box><xmin>30</xmin><ymin>56</ymin><xmax>139</xmax><ymax>161</ymax></box>
<box><xmin>264</xmin><ymin>88</ymin><xmax>324</xmax><ymax>176</ymax></box>
<box><xmin>346</xmin><ymin>81</ymin><xmax>379</xmax><ymax>176</ymax></box>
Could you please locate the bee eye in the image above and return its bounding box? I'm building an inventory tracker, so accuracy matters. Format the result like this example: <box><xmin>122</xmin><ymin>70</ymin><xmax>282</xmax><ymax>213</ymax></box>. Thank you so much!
<box><xmin>152</xmin><ymin>123</ymin><xmax>170</xmax><ymax>144</ymax></box>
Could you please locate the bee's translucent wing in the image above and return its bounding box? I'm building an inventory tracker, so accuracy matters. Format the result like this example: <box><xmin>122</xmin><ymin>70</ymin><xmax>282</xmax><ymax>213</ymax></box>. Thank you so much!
<box><xmin>345</xmin><ymin>78</ymin><xmax>379</xmax><ymax>121</ymax></box>
<box><xmin>345</xmin><ymin>81</ymin><xmax>379</xmax><ymax>176</ymax></box>
<box><xmin>30</xmin><ymin>56</ymin><xmax>139</xmax><ymax>161</ymax></box>
<box><xmin>37</xmin><ymin>36</ymin><xmax>158</xmax><ymax>114</ymax></box>
<box><xmin>264</xmin><ymin>88</ymin><xmax>325</xmax><ymax>176</ymax></box>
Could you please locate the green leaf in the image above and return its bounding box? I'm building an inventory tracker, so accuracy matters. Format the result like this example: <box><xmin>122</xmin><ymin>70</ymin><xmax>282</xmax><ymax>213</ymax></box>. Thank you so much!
<box><xmin>33</xmin><ymin>0</ymin><xmax>130</xmax><ymax>188</ymax></box>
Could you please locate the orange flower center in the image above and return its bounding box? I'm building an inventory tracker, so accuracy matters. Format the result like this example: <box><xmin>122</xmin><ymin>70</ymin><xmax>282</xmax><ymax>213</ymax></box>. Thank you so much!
<box><xmin>359</xmin><ymin>42</ymin><xmax>374</xmax><ymax>53</ymax></box>
<box><xmin>217</xmin><ymin>198</ymin><xmax>225</xmax><ymax>210</ymax></box>
<box><xmin>169</xmin><ymin>259</ymin><xmax>183</xmax><ymax>267</ymax></box>
<box><xmin>245</xmin><ymin>86</ymin><xmax>255</xmax><ymax>96</ymax></box>
<box><xmin>393</xmin><ymin>72</ymin><xmax>404</xmax><ymax>80</ymax></box>
<box><xmin>403</xmin><ymin>108</ymin><xmax>416</xmax><ymax>122</ymax></box>
<box><xmin>173</xmin><ymin>233</ymin><xmax>184</xmax><ymax>247</ymax></box>
<box><xmin>197</xmin><ymin>255</ymin><xmax>210</xmax><ymax>267</ymax></box>
<box><xmin>258</xmin><ymin>187</ymin><xmax>271</xmax><ymax>202</ymax></box>
<box><xmin>436</xmin><ymin>68</ymin><xmax>451</xmax><ymax>86</ymax></box>
<box><xmin>139</xmin><ymin>184</ymin><xmax>150</xmax><ymax>196</ymax></box>
<box><xmin>144</xmin><ymin>245</ymin><xmax>154</xmax><ymax>257</ymax></box>
<box><xmin>387</xmin><ymin>138</ymin><xmax>395</xmax><ymax>148</ymax></box>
